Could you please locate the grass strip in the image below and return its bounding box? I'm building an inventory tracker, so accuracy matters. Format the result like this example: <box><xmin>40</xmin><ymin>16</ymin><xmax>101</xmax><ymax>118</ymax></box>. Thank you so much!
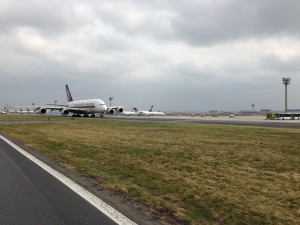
<box><xmin>0</xmin><ymin>116</ymin><xmax>299</xmax><ymax>224</ymax></box>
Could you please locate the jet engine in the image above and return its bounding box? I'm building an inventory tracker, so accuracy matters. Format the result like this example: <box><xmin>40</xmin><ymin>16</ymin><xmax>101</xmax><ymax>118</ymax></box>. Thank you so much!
<box><xmin>61</xmin><ymin>109</ymin><xmax>69</xmax><ymax>116</ymax></box>
<box><xmin>107</xmin><ymin>107</ymin><xmax>124</xmax><ymax>114</ymax></box>
<box><xmin>39</xmin><ymin>108</ymin><xmax>47</xmax><ymax>115</ymax></box>
<box><xmin>107</xmin><ymin>109</ymin><xmax>115</xmax><ymax>114</ymax></box>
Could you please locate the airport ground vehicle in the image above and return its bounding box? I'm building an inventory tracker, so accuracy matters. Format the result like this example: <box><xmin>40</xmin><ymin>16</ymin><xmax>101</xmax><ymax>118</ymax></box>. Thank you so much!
<box><xmin>271</xmin><ymin>113</ymin><xmax>300</xmax><ymax>120</ymax></box>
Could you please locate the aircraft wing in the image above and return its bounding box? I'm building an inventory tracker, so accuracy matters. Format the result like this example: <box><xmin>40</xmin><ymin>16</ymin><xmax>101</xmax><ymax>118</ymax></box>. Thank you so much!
<box><xmin>67</xmin><ymin>108</ymin><xmax>92</xmax><ymax>114</ymax></box>
<box><xmin>38</xmin><ymin>106</ymin><xmax>91</xmax><ymax>115</ymax></box>
<box><xmin>36</xmin><ymin>106</ymin><xmax>64</xmax><ymax>111</ymax></box>
<box><xmin>46</xmin><ymin>104</ymin><xmax>68</xmax><ymax>107</ymax></box>
<box><xmin>36</xmin><ymin>106</ymin><xmax>64</xmax><ymax>113</ymax></box>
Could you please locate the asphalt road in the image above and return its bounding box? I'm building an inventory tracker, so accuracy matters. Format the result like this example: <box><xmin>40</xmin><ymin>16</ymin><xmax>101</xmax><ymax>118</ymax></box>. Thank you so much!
<box><xmin>108</xmin><ymin>115</ymin><xmax>300</xmax><ymax>129</ymax></box>
<box><xmin>2</xmin><ymin>115</ymin><xmax>300</xmax><ymax>129</ymax></box>
<box><xmin>0</xmin><ymin>137</ymin><xmax>124</xmax><ymax>225</ymax></box>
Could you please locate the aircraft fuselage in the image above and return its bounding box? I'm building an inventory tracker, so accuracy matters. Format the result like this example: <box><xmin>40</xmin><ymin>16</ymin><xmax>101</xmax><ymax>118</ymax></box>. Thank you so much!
<box><xmin>67</xmin><ymin>99</ymin><xmax>107</xmax><ymax>114</ymax></box>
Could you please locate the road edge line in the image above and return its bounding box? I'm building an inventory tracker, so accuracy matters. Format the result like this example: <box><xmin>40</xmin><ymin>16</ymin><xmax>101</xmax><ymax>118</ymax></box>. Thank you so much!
<box><xmin>0</xmin><ymin>135</ymin><xmax>137</xmax><ymax>225</ymax></box>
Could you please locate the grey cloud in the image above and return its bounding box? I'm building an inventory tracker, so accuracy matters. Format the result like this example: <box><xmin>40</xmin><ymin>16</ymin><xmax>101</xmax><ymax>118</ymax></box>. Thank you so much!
<box><xmin>80</xmin><ymin>0</ymin><xmax>300</xmax><ymax>46</ymax></box>
<box><xmin>91</xmin><ymin>1</ymin><xmax>174</xmax><ymax>42</ymax></box>
<box><xmin>170</xmin><ymin>0</ymin><xmax>300</xmax><ymax>45</ymax></box>
<box><xmin>0</xmin><ymin>0</ymin><xmax>86</xmax><ymax>37</ymax></box>
<box><xmin>2</xmin><ymin>0</ymin><xmax>300</xmax><ymax>45</ymax></box>
<box><xmin>259</xmin><ymin>54</ymin><xmax>300</xmax><ymax>74</ymax></box>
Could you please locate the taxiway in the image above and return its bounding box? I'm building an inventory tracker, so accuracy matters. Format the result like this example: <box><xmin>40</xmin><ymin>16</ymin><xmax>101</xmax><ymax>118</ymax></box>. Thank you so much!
<box><xmin>108</xmin><ymin>115</ymin><xmax>300</xmax><ymax>129</ymax></box>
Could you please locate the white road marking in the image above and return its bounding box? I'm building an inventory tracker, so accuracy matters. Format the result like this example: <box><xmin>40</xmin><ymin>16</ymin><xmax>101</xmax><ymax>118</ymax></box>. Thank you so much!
<box><xmin>0</xmin><ymin>135</ymin><xmax>138</xmax><ymax>225</ymax></box>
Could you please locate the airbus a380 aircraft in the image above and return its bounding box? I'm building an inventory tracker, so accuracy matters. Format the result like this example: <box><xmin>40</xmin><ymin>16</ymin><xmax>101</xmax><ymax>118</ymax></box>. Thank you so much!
<box><xmin>38</xmin><ymin>85</ymin><xmax>108</xmax><ymax>117</ymax></box>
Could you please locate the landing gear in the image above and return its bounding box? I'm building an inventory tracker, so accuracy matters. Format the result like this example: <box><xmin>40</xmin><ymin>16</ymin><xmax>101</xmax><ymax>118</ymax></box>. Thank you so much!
<box><xmin>71</xmin><ymin>114</ymin><xmax>96</xmax><ymax>118</ymax></box>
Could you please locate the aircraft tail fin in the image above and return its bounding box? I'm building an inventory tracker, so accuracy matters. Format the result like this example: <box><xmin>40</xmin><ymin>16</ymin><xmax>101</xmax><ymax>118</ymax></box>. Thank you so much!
<box><xmin>65</xmin><ymin>84</ymin><xmax>74</xmax><ymax>102</ymax></box>
<box><xmin>149</xmin><ymin>105</ymin><xmax>153</xmax><ymax>112</ymax></box>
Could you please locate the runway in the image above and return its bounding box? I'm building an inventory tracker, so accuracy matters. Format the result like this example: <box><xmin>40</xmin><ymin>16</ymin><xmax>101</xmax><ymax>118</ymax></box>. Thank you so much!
<box><xmin>1</xmin><ymin>115</ymin><xmax>299</xmax><ymax>129</ymax></box>
<box><xmin>108</xmin><ymin>115</ymin><xmax>300</xmax><ymax>129</ymax></box>
<box><xmin>0</xmin><ymin>136</ymin><xmax>136</xmax><ymax>225</ymax></box>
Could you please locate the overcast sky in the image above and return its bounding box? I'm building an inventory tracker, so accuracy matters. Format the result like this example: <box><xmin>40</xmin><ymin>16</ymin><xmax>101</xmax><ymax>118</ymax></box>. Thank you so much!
<box><xmin>1</xmin><ymin>0</ymin><xmax>300</xmax><ymax>112</ymax></box>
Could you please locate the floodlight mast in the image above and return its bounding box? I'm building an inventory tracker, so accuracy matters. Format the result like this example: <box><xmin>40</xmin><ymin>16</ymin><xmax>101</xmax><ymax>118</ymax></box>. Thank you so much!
<box><xmin>109</xmin><ymin>97</ymin><xmax>113</xmax><ymax>107</ymax></box>
<box><xmin>282</xmin><ymin>77</ymin><xmax>291</xmax><ymax>113</ymax></box>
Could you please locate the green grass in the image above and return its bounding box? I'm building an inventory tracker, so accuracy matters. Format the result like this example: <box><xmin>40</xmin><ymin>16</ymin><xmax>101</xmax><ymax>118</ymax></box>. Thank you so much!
<box><xmin>0</xmin><ymin>116</ymin><xmax>299</xmax><ymax>224</ymax></box>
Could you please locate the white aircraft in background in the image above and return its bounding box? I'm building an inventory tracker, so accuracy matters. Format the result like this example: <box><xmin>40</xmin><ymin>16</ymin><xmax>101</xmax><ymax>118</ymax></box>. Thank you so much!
<box><xmin>0</xmin><ymin>110</ymin><xmax>6</xmax><ymax>115</ymax></box>
<box><xmin>148</xmin><ymin>105</ymin><xmax>166</xmax><ymax>116</ymax></box>
<box><xmin>13</xmin><ymin>108</ymin><xmax>26</xmax><ymax>114</ymax></box>
<box><xmin>120</xmin><ymin>108</ymin><xmax>138</xmax><ymax>116</ymax></box>
<box><xmin>133</xmin><ymin>105</ymin><xmax>166</xmax><ymax>116</ymax></box>
<box><xmin>37</xmin><ymin>84</ymin><xmax>108</xmax><ymax>117</ymax></box>
<box><xmin>10</xmin><ymin>105</ymin><xmax>38</xmax><ymax>114</ymax></box>
<box><xmin>25</xmin><ymin>108</ymin><xmax>36</xmax><ymax>114</ymax></box>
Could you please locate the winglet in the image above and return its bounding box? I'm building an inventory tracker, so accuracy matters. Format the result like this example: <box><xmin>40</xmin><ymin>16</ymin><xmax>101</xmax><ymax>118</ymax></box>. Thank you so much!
<box><xmin>65</xmin><ymin>84</ymin><xmax>73</xmax><ymax>102</ymax></box>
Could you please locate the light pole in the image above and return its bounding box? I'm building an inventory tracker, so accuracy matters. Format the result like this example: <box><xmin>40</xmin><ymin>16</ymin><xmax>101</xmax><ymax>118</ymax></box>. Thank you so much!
<box><xmin>109</xmin><ymin>97</ymin><xmax>113</xmax><ymax>107</ymax></box>
<box><xmin>282</xmin><ymin>77</ymin><xmax>291</xmax><ymax>113</ymax></box>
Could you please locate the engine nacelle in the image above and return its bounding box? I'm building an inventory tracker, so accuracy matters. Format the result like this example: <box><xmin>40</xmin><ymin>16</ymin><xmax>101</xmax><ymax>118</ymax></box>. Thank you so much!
<box><xmin>39</xmin><ymin>108</ymin><xmax>47</xmax><ymax>115</ymax></box>
<box><xmin>117</xmin><ymin>107</ymin><xmax>124</xmax><ymax>113</ymax></box>
<box><xmin>107</xmin><ymin>109</ymin><xmax>115</xmax><ymax>114</ymax></box>
<box><xmin>61</xmin><ymin>109</ymin><xmax>69</xmax><ymax>116</ymax></box>
<box><xmin>107</xmin><ymin>107</ymin><xmax>124</xmax><ymax>114</ymax></box>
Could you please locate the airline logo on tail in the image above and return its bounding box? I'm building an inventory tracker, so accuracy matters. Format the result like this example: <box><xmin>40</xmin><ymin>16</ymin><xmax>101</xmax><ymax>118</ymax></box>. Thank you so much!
<box><xmin>66</xmin><ymin>84</ymin><xmax>73</xmax><ymax>102</ymax></box>
<box><xmin>149</xmin><ymin>105</ymin><xmax>153</xmax><ymax>112</ymax></box>
<box><xmin>133</xmin><ymin>108</ymin><xmax>139</xmax><ymax>113</ymax></box>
